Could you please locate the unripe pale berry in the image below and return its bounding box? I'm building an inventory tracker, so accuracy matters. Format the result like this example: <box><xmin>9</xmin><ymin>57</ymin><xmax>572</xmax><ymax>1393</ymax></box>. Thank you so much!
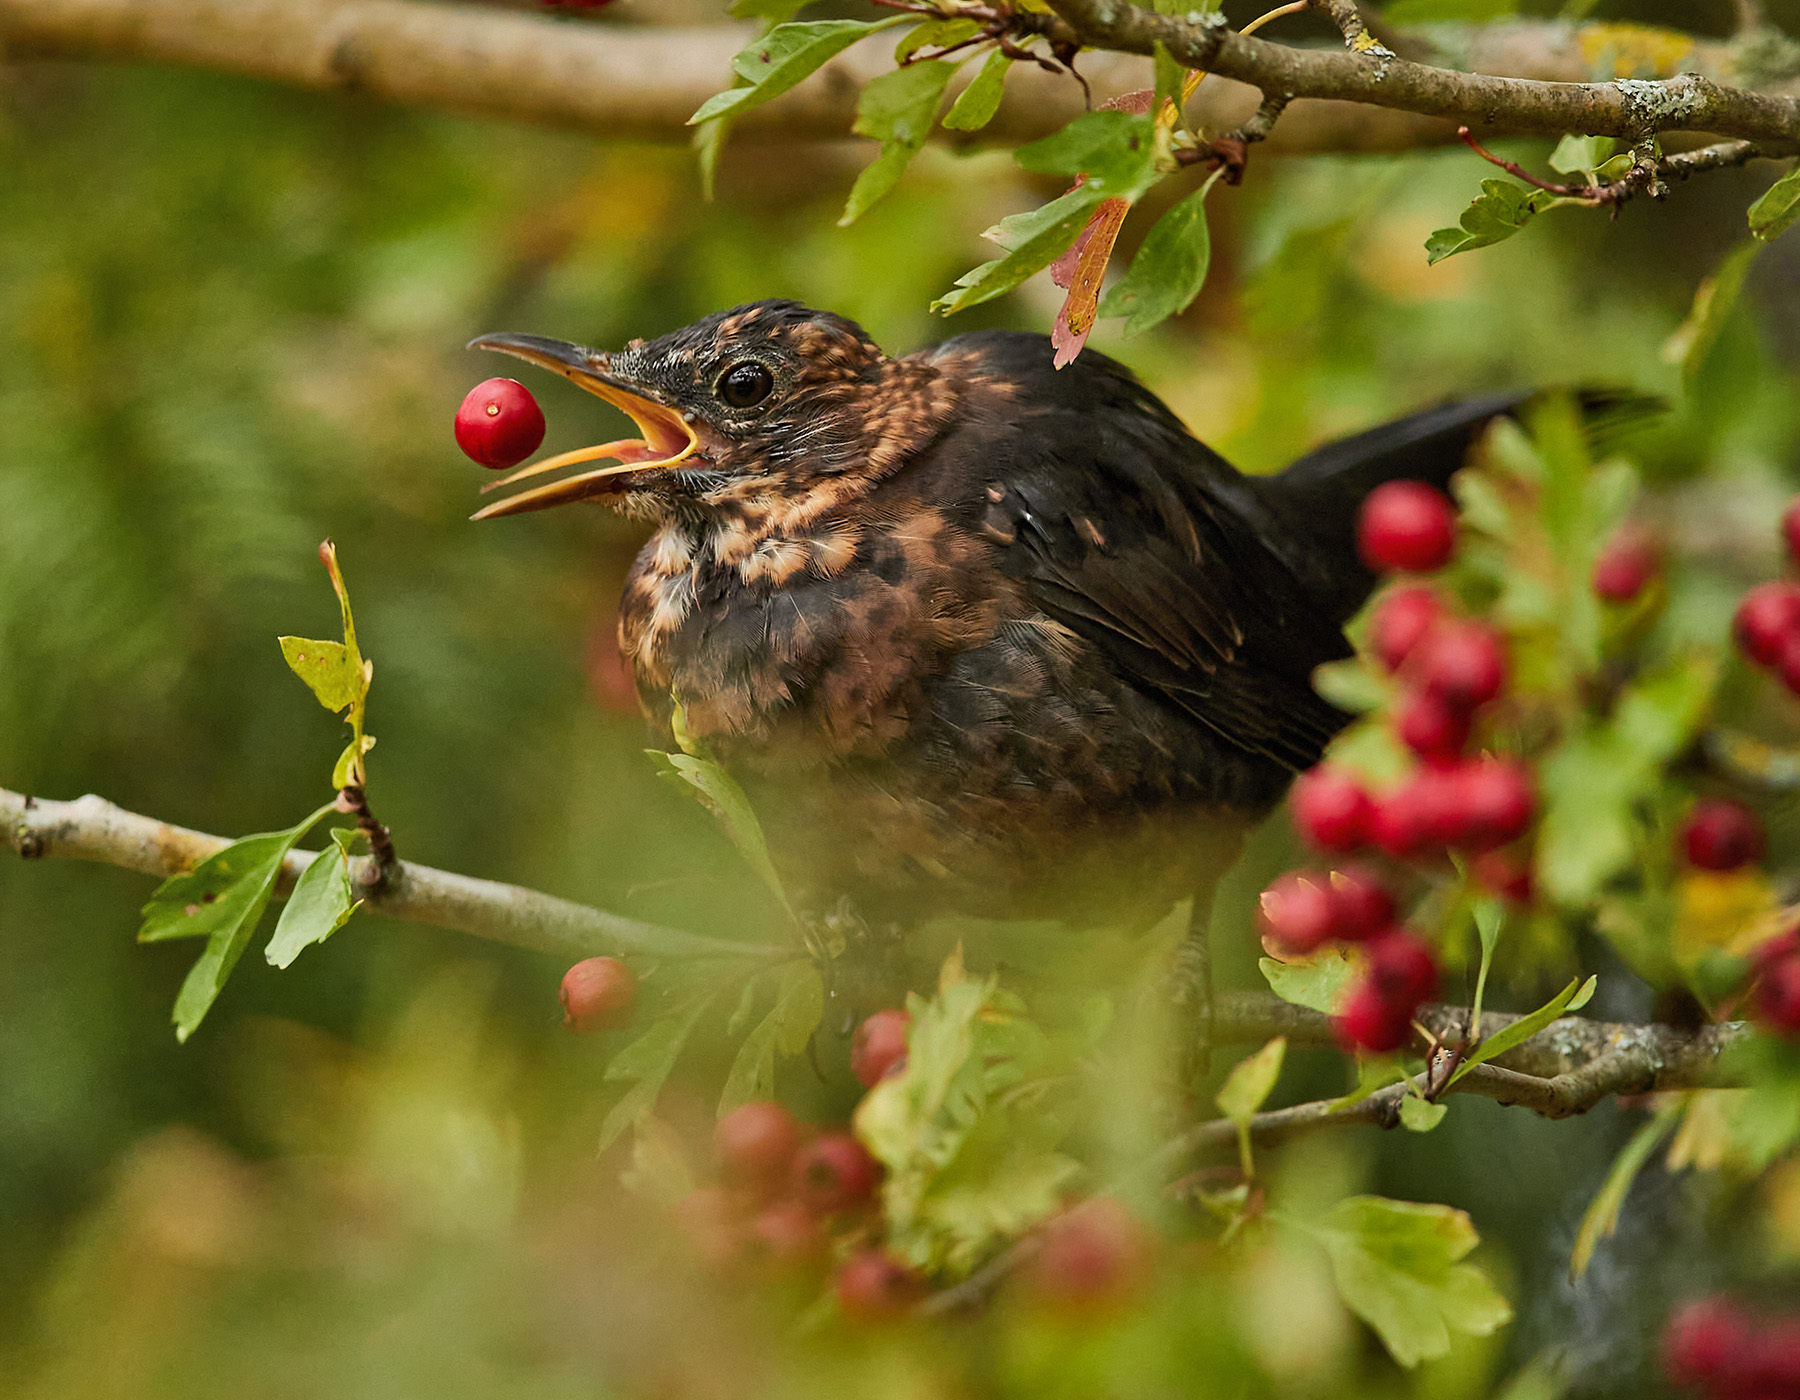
<box><xmin>455</xmin><ymin>377</ymin><xmax>545</xmax><ymax>469</ymax></box>
<box><xmin>1369</xmin><ymin>585</ymin><xmax>1444</xmax><ymax>672</ymax></box>
<box><xmin>1734</xmin><ymin>581</ymin><xmax>1800</xmax><ymax>668</ymax></box>
<box><xmin>851</xmin><ymin>1009</ymin><xmax>911</xmax><ymax>1089</ymax></box>
<box><xmin>1358</xmin><ymin>481</ymin><xmax>1457</xmax><ymax>573</ymax></box>
<box><xmin>714</xmin><ymin>1101</ymin><xmax>801</xmax><ymax>1190</ymax></box>
<box><xmin>1681</xmin><ymin>799</ymin><xmax>1765</xmax><ymax>872</ymax></box>
<box><xmin>836</xmin><ymin>1250</ymin><xmax>926</xmax><ymax>1320</ymax></box>
<box><xmin>791</xmin><ymin>1132</ymin><xmax>879</xmax><ymax>1214</ymax></box>
<box><xmin>1290</xmin><ymin>766</ymin><xmax>1374</xmax><ymax>851</ymax></box>
<box><xmin>559</xmin><ymin>956</ymin><xmax>637</xmax><ymax>1033</ymax></box>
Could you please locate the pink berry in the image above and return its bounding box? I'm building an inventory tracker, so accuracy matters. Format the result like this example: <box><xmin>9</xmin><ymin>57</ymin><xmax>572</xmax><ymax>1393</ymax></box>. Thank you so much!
<box><xmin>1328</xmin><ymin>865</ymin><xmax>1395</xmax><ymax>942</ymax></box>
<box><xmin>1335</xmin><ymin>981</ymin><xmax>1414</xmax><ymax>1053</ymax></box>
<box><xmin>1663</xmin><ymin>1298</ymin><xmax>1746</xmax><ymax>1385</ymax></box>
<box><xmin>851</xmin><ymin>1009</ymin><xmax>911</xmax><ymax>1089</ymax></box>
<box><xmin>455</xmin><ymin>377</ymin><xmax>545</xmax><ymax>469</ymax></box>
<box><xmin>1365</xmin><ymin>929</ymin><xmax>1438</xmax><ymax>1007</ymax></box>
<box><xmin>1592</xmin><ymin>529</ymin><xmax>1660</xmax><ymax>603</ymax></box>
<box><xmin>1474</xmin><ymin>850</ymin><xmax>1534</xmax><ymax>905</ymax></box>
<box><xmin>1291</xmin><ymin>767</ymin><xmax>1374</xmax><ymax>851</ymax></box>
<box><xmin>1371</xmin><ymin>768</ymin><xmax>1461</xmax><ymax>857</ymax></box>
<box><xmin>1027</xmin><ymin>1198</ymin><xmax>1151</xmax><ymax>1308</ymax></box>
<box><xmin>1682</xmin><ymin>799</ymin><xmax>1765</xmax><ymax>871</ymax></box>
<box><xmin>1453</xmin><ymin>758</ymin><xmax>1535</xmax><ymax>850</ymax></box>
<box><xmin>1785</xmin><ymin>497</ymin><xmax>1800</xmax><ymax>569</ymax></box>
<box><xmin>1411</xmin><ymin>620</ymin><xmax>1507</xmax><ymax>711</ymax></box>
<box><xmin>559</xmin><ymin>956</ymin><xmax>637</xmax><ymax>1033</ymax></box>
<box><xmin>1755</xmin><ymin>953</ymin><xmax>1800</xmax><ymax>1036</ymax></box>
<box><xmin>836</xmin><ymin>1250</ymin><xmax>926</xmax><ymax>1320</ymax></box>
<box><xmin>1395</xmin><ymin>687</ymin><xmax>1472</xmax><ymax>760</ymax></box>
<box><xmin>1257</xmin><ymin>871</ymin><xmax>1338</xmax><ymax>954</ymax></box>
<box><xmin>791</xmin><ymin>1133</ymin><xmax>878</xmax><ymax>1214</ymax></box>
<box><xmin>1369</xmin><ymin>585</ymin><xmax>1444</xmax><ymax>672</ymax></box>
<box><xmin>715</xmin><ymin>1102</ymin><xmax>801</xmax><ymax>1191</ymax></box>
<box><xmin>1358</xmin><ymin>481</ymin><xmax>1457</xmax><ymax>573</ymax></box>
<box><xmin>1734</xmin><ymin>582</ymin><xmax>1800</xmax><ymax>668</ymax></box>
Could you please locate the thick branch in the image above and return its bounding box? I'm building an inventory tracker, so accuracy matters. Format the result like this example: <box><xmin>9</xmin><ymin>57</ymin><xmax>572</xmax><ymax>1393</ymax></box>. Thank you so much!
<box><xmin>0</xmin><ymin>786</ymin><xmax>780</xmax><ymax>963</ymax></box>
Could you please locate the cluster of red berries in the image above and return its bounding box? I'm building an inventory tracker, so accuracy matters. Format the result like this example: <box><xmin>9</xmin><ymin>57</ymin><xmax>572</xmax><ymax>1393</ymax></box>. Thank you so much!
<box><xmin>455</xmin><ymin>377</ymin><xmax>545</xmax><ymax>470</ymax></box>
<box><xmin>1665</xmin><ymin>1296</ymin><xmax>1800</xmax><ymax>1398</ymax></box>
<box><xmin>1731</xmin><ymin>498</ymin><xmax>1800</xmax><ymax>693</ymax></box>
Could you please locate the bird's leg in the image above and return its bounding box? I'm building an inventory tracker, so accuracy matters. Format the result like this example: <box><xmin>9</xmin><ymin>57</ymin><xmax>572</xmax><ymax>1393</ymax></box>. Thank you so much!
<box><xmin>1172</xmin><ymin>898</ymin><xmax>1215</xmax><ymax>1087</ymax></box>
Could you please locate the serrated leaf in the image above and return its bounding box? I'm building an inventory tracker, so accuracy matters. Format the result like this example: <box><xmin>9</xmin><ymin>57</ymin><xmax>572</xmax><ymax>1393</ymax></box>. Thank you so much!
<box><xmin>933</xmin><ymin>184</ymin><xmax>1105</xmax><ymax>315</ymax></box>
<box><xmin>1259</xmin><ymin>945</ymin><xmax>1357</xmax><ymax>1014</ymax></box>
<box><xmin>597</xmin><ymin>995</ymin><xmax>718</xmax><ymax>1154</ymax></box>
<box><xmin>1424</xmin><ymin>179</ymin><xmax>1543</xmax><ymax>265</ymax></box>
<box><xmin>689</xmin><ymin>19</ymin><xmax>901</xmax><ymax>126</ymax></box>
<box><xmin>1548</xmin><ymin>134</ymin><xmax>1616</xmax><ymax>174</ymax></box>
<box><xmin>1099</xmin><ymin>174</ymin><xmax>1215</xmax><ymax>336</ymax></box>
<box><xmin>943</xmin><ymin>49</ymin><xmax>1011</xmax><ymax>131</ymax></box>
<box><xmin>141</xmin><ymin>804</ymin><xmax>334</xmax><ymax>1040</ymax></box>
<box><xmin>1309</xmin><ymin>1197</ymin><xmax>1513</xmax><ymax>1368</ymax></box>
<box><xmin>265</xmin><ymin>829</ymin><xmax>362</xmax><ymax>969</ymax></box>
<box><xmin>725</xmin><ymin>976</ymin><xmax>761</xmax><ymax>1037</ymax></box>
<box><xmin>839</xmin><ymin>60</ymin><xmax>955</xmax><ymax>226</ymax></box>
<box><xmin>719</xmin><ymin>959</ymin><xmax>823</xmax><ymax>1113</ymax></box>
<box><xmin>1217</xmin><ymin>1036</ymin><xmax>1286</xmax><ymax>1125</ymax></box>
<box><xmin>279</xmin><ymin>636</ymin><xmax>362</xmax><ymax>713</ymax></box>
<box><xmin>1749</xmin><ymin>164</ymin><xmax>1800</xmax><ymax>242</ymax></box>
<box><xmin>645</xmin><ymin>748</ymin><xmax>791</xmax><ymax>916</ymax></box>
<box><xmin>1570</xmin><ymin>1100</ymin><xmax>1681</xmax><ymax>1278</ymax></box>
<box><xmin>922</xmin><ymin>1146</ymin><xmax>1080</xmax><ymax>1274</ymax></box>
<box><xmin>1400</xmin><ymin>1095</ymin><xmax>1448</xmax><ymax>1132</ymax></box>
<box><xmin>1454</xmin><ymin>975</ymin><xmax>1598</xmax><ymax>1084</ymax></box>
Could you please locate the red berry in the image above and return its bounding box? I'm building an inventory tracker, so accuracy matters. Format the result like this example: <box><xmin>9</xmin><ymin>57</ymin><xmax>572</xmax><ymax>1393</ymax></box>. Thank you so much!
<box><xmin>1335</xmin><ymin>980</ymin><xmax>1414</xmax><ymax>1053</ymax></box>
<box><xmin>1358</xmin><ymin>481</ymin><xmax>1457</xmax><ymax>573</ymax></box>
<box><xmin>1257</xmin><ymin>871</ymin><xmax>1338</xmax><ymax>954</ymax></box>
<box><xmin>747</xmin><ymin>1201</ymin><xmax>825</xmax><ymax>1267</ymax></box>
<box><xmin>1474</xmin><ymin>850</ymin><xmax>1534</xmax><ymax>905</ymax></box>
<box><xmin>455</xmin><ymin>377</ymin><xmax>545</xmax><ymax>469</ymax></box>
<box><xmin>559</xmin><ymin>956</ymin><xmax>637</xmax><ymax>1033</ymax></box>
<box><xmin>1754</xmin><ymin>954</ymin><xmax>1800</xmax><ymax>1035</ymax></box>
<box><xmin>851</xmin><ymin>1009</ymin><xmax>911</xmax><ymax>1089</ymax></box>
<box><xmin>1291</xmin><ymin>767</ymin><xmax>1374</xmax><ymax>851</ymax></box>
<box><xmin>1785</xmin><ymin>497</ymin><xmax>1800</xmax><ymax>569</ymax></box>
<box><xmin>1741</xmin><ymin>1319</ymin><xmax>1800</xmax><ymax>1388</ymax></box>
<box><xmin>1754</xmin><ymin>928</ymin><xmax>1800</xmax><ymax>972</ymax></box>
<box><xmin>836</xmin><ymin>1250</ymin><xmax>926</xmax><ymax>1320</ymax></box>
<box><xmin>1452</xmin><ymin>758</ymin><xmax>1535</xmax><ymax>850</ymax></box>
<box><xmin>1592</xmin><ymin>529</ymin><xmax>1660</xmax><ymax>603</ymax></box>
<box><xmin>1371</xmin><ymin>768</ymin><xmax>1462</xmax><ymax>857</ymax></box>
<box><xmin>791</xmin><ymin>1133</ymin><xmax>878</xmax><ymax>1214</ymax></box>
<box><xmin>1369</xmin><ymin>585</ymin><xmax>1445</xmax><ymax>672</ymax></box>
<box><xmin>714</xmin><ymin>1102</ymin><xmax>801</xmax><ymax>1190</ymax></box>
<box><xmin>1365</xmin><ymin>929</ymin><xmax>1438</xmax><ymax>1006</ymax></box>
<box><xmin>1663</xmin><ymin>1298</ymin><xmax>1746</xmax><ymax>1384</ymax></box>
<box><xmin>1027</xmin><ymin>1198</ymin><xmax>1151</xmax><ymax>1308</ymax></box>
<box><xmin>1328</xmin><ymin>865</ymin><xmax>1395</xmax><ymax>942</ymax></box>
<box><xmin>1394</xmin><ymin>687</ymin><xmax>1472</xmax><ymax>760</ymax></box>
<box><xmin>1777</xmin><ymin>630</ymin><xmax>1800</xmax><ymax>696</ymax></box>
<box><xmin>1682</xmin><ymin>799</ymin><xmax>1766</xmax><ymax>871</ymax></box>
<box><xmin>1411</xmin><ymin>620</ymin><xmax>1507</xmax><ymax>712</ymax></box>
<box><xmin>1734</xmin><ymin>582</ymin><xmax>1800</xmax><ymax>668</ymax></box>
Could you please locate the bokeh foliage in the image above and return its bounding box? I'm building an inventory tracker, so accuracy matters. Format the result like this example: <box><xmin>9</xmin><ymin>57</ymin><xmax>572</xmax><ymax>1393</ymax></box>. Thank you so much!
<box><xmin>3</xmin><ymin>10</ymin><xmax>1800</xmax><ymax>1395</ymax></box>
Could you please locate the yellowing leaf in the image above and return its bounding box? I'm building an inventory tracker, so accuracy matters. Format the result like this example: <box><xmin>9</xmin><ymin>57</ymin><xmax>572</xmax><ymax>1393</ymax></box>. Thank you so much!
<box><xmin>1260</xmin><ymin>944</ymin><xmax>1358</xmax><ymax>1014</ymax></box>
<box><xmin>279</xmin><ymin>636</ymin><xmax>363</xmax><ymax>713</ymax></box>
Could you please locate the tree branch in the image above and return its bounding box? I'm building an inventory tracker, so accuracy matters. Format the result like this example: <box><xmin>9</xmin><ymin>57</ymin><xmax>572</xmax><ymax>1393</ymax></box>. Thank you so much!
<box><xmin>0</xmin><ymin>785</ymin><xmax>782</xmax><ymax>963</ymax></box>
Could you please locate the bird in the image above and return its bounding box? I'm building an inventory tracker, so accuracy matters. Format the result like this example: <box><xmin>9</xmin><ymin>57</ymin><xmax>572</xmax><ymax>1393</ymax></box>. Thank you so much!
<box><xmin>466</xmin><ymin>300</ymin><xmax>1635</xmax><ymax>940</ymax></box>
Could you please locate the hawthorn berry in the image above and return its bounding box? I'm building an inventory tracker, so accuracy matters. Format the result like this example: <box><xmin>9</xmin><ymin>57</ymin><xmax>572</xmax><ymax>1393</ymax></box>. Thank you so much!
<box><xmin>1786</xmin><ymin>497</ymin><xmax>1800</xmax><ymax>569</ymax></box>
<box><xmin>714</xmin><ymin>1101</ymin><xmax>801</xmax><ymax>1191</ymax></box>
<box><xmin>1394</xmin><ymin>687</ymin><xmax>1471</xmax><ymax>761</ymax></box>
<box><xmin>1663</xmin><ymin>1297</ymin><xmax>1747</xmax><ymax>1386</ymax></box>
<box><xmin>1592</xmin><ymin>529</ymin><xmax>1660</xmax><ymax>603</ymax></box>
<box><xmin>1357</xmin><ymin>481</ymin><xmax>1457</xmax><ymax>573</ymax></box>
<box><xmin>747</xmin><ymin>1201</ymin><xmax>825</xmax><ymax>1267</ymax></box>
<box><xmin>1755</xmin><ymin>953</ymin><xmax>1800</xmax><ymax>1036</ymax></box>
<box><xmin>559</xmin><ymin>956</ymin><xmax>637</xmax><ymax>1033</ymax></box>
<box><xmin>1474</xmin><ymin>850</ymin><xmax>1534</xmax><ymax>905</ymax></box>
<box><xmin>1328</xmin><ymin>865</ymin><xmax>1395</xmax><ymax>942</ymax></box>
<box><xmin>1777</xmin><ymin>631</ymin><xmax>1800</xmax><ymax>697</ymax></box>
<box><xmin>1411</xmin><ymin>620</ymin><xmax>1507</xmax><ymax>712</ymax></box>
<box><xmin>1369</xmin><ymin>585</ymin><xmax>1444</xmax><ymax>672</ymax></box>
<box><xmin>1734</xmin><ymin>581</ymin><xmax>1800</xmax><ymax>668</ymax></box>
<box><xmin>1366</xmin><ymin>930</ymin><xmax>1438</xmax><ymax>1006</ymax></box>
<box><xmin>1681</xmin><ymin>798</ymin><xmax>1766</xmax><ymax>872</ymax></box>
<box><xmin>1335</xmin><ymin>981</ymin><xmax>1414</xmax><ymax>1054</ymax></box>
<box><xmin>1027</xmin><ymin>1198</ymin><xmax>1151</xmax><ymax>1308</ymax></box>
<box><xmin>836</xmin><ymin>1250</ymin><xmax>926</xmax><ymax>1320</ymax></box>
<box><xmin>1290</xmin><ymin>766</ymin><xmax>1374</xmax><ymax>851</ymax></box>
<box><xmin>851</xmin><ymin>1009</ymin><xmax>911</xmax><ymax>1088</ymax></box>
<box><xmin>1453</xmin><ymin>757</ymin><xmax>1535</xmax><ymax>850</ymax></box>
<box><xmin>1371</xmin><ymin>768</ymin><xmax>1461</xmax><ymax>858</ymax></box>
<box><xmin>455</xmin><ymin>377</ymin><xmax>545</xmax><ymax>469</ymax></box>
<box><xmin>1257</xmin><ymin>871</ymin><xmax>1338</xmax><ymax>954</ymax></box>
<box><xmin>791</xmin><ymin>1132</ymin><xmax>878</xmax><ymax>1214</ymax></box>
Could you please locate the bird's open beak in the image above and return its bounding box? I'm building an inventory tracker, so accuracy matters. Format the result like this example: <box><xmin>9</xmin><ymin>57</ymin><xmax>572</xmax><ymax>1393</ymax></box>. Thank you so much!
<box><xmin>464</xmin><ymin>333</ymin><xmax>702</xmax><ymax>520</ymax></box>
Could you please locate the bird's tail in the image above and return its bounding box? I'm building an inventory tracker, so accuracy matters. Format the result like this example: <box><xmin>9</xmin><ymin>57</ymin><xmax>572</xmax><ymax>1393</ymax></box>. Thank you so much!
<box><xmin>1253</xmin><ymin>388</ymin><xmax>1662</xmax><ymax>626</ymax></box>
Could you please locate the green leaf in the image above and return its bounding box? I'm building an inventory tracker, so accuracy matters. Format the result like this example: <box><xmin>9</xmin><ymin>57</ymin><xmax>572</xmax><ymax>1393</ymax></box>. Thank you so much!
<box><xmin>1400</xmin><ymin>1096</ymin><xmax>1448</xmax><ymax>1132</ymax></box>
<box><xmin>1015</xmin><ymin>111</ymin><xmax>1157</xmax><ymax>193</ymax></box>
<box><xmin>597</xmin><ymin>995</ymin><xmax>719</xmax><ymax>1154</ymax></box>
<box><xmin>265</xmin><ymin>828</ymin><xmax>362</xmax><ymax>970</ymax></box>
<box><xmin>279</xmin><ymin>636</ymin><xmax>363</xmax><ymax>713</ymax></box>
<box><xmin>1311</xmin><ymin>656</ymin><xmax>1392</xmax><ymax>715</ymax></box>
<box><xmin>718</xmin><ymin>959</ymin><xmax>823</xmax><ymax>1113</ymax></box>
<box><xmin>729</xmin><ymin>0</ymin><xmax>811</xmax><ymax>18</ymax></box>
<box><xmin>1548</xmin><ymin>134</ymin><xmax>1616</xmax><ymax>174</ymax></box>
<box><xmin>693</xmin><ymin>114</ymin><xmax>732</xmax><ymax>203</ymax></box>
<box><xmin>1259</xmin><ymin>945</ymin><xmax>1357</xmax><ymax>1014</ymax></box>
<box><xmin>1749</xmin><ymin>164</ymin><xmax>1800</xmax><ymax>242</ymax></box>
<box><xmin>1217</xmin><ymin>1036</ymin><xmax>1286</xmax><ymax>1125</ymax></box>
<box><xmin>1308</xmin><ymin>1197</ymin><xmax>1513</xmax><ymax>1368</ymax></box>
<box><xmin>1152</xmin><ymin>41</ymin><xmax>1185</xmax><ymax>116</ymax></box>
<box><xmin>140</xmin><ymin>805</ymin><xmax>334</xmax><ymax>1041</ymax></box>
<box><xmin>1453</xmin><ymin>976</ymin><xmax>1597</xmax><ymax>1084</ymax></box>
<box><xmin>932</xmin><ymin>183</ymin><xmax>1106</xmax><ymax>314</ymax></box>
<box><xmin>1386</xmin><ymin>0</ymin><xmax>1516</xmax><ymax>18</ymax></box>
<box><xmin>331</xmin><ymin>734</ymin><xmax>376</xmax><ymax>790</ymax></box>
<box><xmin>894</xmin><ymin>17</ymin><xmax>978</xmax><ymax>62</ymax></box>
<box><xmin>645</xmin><ymin>748</ymin><xmax>791</xmax><ymax>916</ymax></box>
<box><xmin>1099</xmin><ymin>174</ymin><xmax>1216</xmax><ymax>335</ymax></box>
<box><xmin>839</xmin><ymin>60</ymin><xmax>956</xmax><ymax>226</ymax></box>
<box><xmin>1569</xmin><ymin>1100</ymin><xmax>1682</xmax><ymax>1278</ymax></box>
<box><xmin>1664</xmin><ymin>241</ymin><xmax>1761</xmax><ymax>387</ymax></box>
<box><xmin>689</xmin><ymin>19</ymin><xmax>901</xmax><ymax>126</ymax></box>
<box><xmin>1424</xmin><ymin>179</ymin><xmax>1546</xmax><ymax>265</ymax></box>
<box><xmin>942</xmin><ymin>48</ymin><xmax>1011</xmax><ymax>132</ymax></box>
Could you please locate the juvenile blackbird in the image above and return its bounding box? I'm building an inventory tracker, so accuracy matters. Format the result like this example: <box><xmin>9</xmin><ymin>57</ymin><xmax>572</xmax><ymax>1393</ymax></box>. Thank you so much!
<box><xmin>468</xmin><ymin>301</ymin><xmax>1615</xmax><ymax>930</ymax></box>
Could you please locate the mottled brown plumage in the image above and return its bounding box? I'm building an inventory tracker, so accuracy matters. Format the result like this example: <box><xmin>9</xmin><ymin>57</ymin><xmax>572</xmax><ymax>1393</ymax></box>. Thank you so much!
<box><xmin>468</xmin><ymin>301</ymin><xmax>1553</xmax><ymax>926</ymax></box>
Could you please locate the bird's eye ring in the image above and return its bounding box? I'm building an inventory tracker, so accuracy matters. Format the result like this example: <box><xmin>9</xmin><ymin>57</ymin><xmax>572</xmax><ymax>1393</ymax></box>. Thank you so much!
<box><xmin>718</xmin><ymin>361</ymin><xmax>775</xmax><ymax>410</ymax></box>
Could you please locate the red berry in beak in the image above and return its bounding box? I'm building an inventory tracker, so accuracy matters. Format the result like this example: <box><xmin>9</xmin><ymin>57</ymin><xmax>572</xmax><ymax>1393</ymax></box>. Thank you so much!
<box><xmin>455</xmin><ymin>377</ymin><xmax>545</xmax><ymax>469</ymax></box>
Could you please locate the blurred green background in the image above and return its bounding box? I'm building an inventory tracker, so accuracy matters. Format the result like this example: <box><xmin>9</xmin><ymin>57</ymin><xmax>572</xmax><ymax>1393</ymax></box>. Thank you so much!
<box><xmin>3</xmin><ymin>2</ymin><xmax>1799</xmax><ymax>1395</ymax></box>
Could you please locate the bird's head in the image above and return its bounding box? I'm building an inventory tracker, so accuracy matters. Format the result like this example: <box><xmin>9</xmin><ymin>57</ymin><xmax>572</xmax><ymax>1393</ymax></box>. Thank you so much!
<box><xmin>467</xmin><ymin>300</ymin><xmax>946</xmax><ymax>521</ymax></box>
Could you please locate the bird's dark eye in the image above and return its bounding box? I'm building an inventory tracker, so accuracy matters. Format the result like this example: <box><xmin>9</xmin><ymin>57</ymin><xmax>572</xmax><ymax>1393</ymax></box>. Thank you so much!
<box><xmin>718</xmin><ymin>361</ymin><xmax>774</xmax><ymax>409</ymax></box>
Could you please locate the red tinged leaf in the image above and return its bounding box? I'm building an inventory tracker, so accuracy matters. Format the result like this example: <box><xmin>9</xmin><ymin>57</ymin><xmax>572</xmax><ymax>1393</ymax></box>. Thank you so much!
<box><xmin>1051</xmin><ymin>197</ymin><xmax>1130</xmax><ymax>370</ymax></box>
